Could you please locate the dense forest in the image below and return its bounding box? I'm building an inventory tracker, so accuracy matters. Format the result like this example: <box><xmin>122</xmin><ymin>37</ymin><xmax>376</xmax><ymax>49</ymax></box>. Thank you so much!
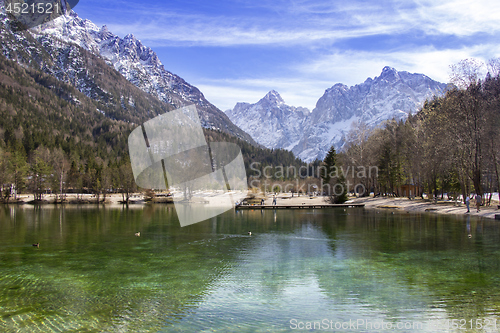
<box><xmin>1</xmin><ymin>53</ymin><xmax>498</xmax><ymax>203</ymax></box>
<box><xmin>338</xmin><ymin>59</ymin><xmax>500</xmax><ymax>203</ymax></box>
<box><xmin>0</xmin><ymin>53</ymin><xmax>304</xmax><ymax>202</ymax></box>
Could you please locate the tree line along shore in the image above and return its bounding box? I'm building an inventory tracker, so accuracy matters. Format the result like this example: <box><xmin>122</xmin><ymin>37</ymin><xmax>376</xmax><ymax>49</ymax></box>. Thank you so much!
<box><xmin>1</xmin><ymin>59</ymin><xmax>499</xmax><ymax>206</ymax></box>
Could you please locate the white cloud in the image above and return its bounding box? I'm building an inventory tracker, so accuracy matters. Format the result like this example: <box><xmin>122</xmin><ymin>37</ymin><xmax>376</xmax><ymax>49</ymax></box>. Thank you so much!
<box><xmin>106</xmin><ymin>22</ymin><xmax>398</xmax><ymax>47</ymax></box>
<box><xmin>77</xmin><ymin>0</ymin><xmax>500</xmax><ymax>113</ymax></box>
<box><xmin>198</xmin><ymin>43</ymin><xmax>500</xmax><ymax>112</ymax></box>
<box><xmin>197</xmin><ymin>77</ymin><xmax>330</xmax><ymax>111</ymax></box>
<box><xmin>296</xmin><ymin>44</ymin><xmax>500</xmax><ymax>86</ymax></box>
<box><xmin>101</xmin><ymin>0</ymin><xmax>500</xmax><ymax>47</ymax></box>
<box><xmin>410</xmin><ymin>0</ymin><xmax>500</xmax><ymax>36</ymax></box>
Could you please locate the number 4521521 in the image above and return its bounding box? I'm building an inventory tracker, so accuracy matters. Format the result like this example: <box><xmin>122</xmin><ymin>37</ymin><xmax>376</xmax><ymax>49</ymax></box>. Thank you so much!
<box><xmin>448</xmin><ymin>319</ymin><xmax>497</xmax><ymax>330</ymax></box>
<box><xmin>5</xmin><ymin>2</ymin><xmax>61</xmax><ymax>15</ymax></box>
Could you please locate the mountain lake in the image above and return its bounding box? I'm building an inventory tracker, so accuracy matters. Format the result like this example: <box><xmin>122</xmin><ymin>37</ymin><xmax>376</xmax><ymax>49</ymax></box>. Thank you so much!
<box><xmin>1</xmin><ymin>205</ymin><xmax>500</xmax><ymax>332</ymax></box>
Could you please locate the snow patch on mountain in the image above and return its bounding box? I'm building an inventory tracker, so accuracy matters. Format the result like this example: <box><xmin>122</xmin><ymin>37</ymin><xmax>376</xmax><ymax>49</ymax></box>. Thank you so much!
<box><xmin>225</xmin><ymin>90</ymin><xmax>310</xmax><ymax>149</ymax></box>
<box><xmin>0</xmin><ymin>8</ymin><xmax>255</xmax><ymax>142</ymax></box>
<box><xmin>30</xmin><ymin>14</ymin><xmax>203</xmax><ymax>107</ymax></box>
<box><xmin>228</xmin><ymin>67</ymin><xmax>448</xmax><ymax>162</ymax></box>
<box><xmin>291</xmin><ymin>66</ymin><xmax>448</xmax><ymax>161</ymax></box>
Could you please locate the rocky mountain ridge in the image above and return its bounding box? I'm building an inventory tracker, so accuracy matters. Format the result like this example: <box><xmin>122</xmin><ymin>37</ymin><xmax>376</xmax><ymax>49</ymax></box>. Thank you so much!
<box><xmin>227</xmin><ymin>67</ymin><xmax>448</xmax><ymax>162</ymax></box>
<box><xmin>227</xmin><ymin>90</ymin><xmax>309</xmax><ymax>150</ymax></box>
<box><xmin>0</xmin><ymin>3</ymin><xmax>255</xmax><ymax>142</ymax></box>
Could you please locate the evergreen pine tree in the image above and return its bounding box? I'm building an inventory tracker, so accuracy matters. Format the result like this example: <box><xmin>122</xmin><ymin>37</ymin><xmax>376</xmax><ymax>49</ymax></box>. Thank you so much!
<box><xmin>321</xmin><ymin>146</ymin><xmax>337</xmax><ymax>193</ymax></box>
<box><xmin>322</xmin><ymin>145</ymin><xmax>348</xmax><ymax>203</ymax></box>
<box><xmin>335</xmin><ymin>175</ymin><xmax>349</xmax><ymax>204</ymax></box>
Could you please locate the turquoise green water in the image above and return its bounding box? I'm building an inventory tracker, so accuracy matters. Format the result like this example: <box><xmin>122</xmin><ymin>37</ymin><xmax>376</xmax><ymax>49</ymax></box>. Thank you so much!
<box><xmin>1</xmin><ymin>205</ymin><xmax>500</xmax><ymax>332</ymax></box>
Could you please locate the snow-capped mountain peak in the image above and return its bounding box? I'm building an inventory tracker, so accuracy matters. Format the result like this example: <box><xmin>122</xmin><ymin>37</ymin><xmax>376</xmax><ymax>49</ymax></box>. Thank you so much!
<box><xmin>379</xmin><ymin>66</ymin><xmax>400</xmax><ymax>81</ymax></box>
<box><xmin>260</xmin><ymin>90</ymin><xmax>285</xmax><ymax>105</ymax></box>
<box><xmin>98</xmin><ymin>25</ymin><xmax>113</xmax><ymax>40</ymax></box>
<box><xmin>228</xmin><ymin>67</ymin><xmax>448</xmax><ymax>162</ymax></box>
<box><xmin>2</xmin><ymin>8</ymin><xmax>255</xmax><ymax>142</ymax></box>
<box><xmin>226</xmin><ymin>91</ymin><xmax>310</xmax><ymax>150</ymax></box>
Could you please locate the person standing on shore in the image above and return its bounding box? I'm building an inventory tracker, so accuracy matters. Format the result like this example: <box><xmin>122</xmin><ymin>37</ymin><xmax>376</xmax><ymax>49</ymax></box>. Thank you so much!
<box><xmin>475</xmin><ymin>193</ymin><xmax>482</xmax><ymax>212</ymax></box>
<box><xmin>272</xmin><ymin>195</ymin><xmax>277</xmax><ymax>206</ymax></box>
<box><xmin>466</xmin><ymin>195</ymin><xmax>470</xmax><ymax>213</ymax></box>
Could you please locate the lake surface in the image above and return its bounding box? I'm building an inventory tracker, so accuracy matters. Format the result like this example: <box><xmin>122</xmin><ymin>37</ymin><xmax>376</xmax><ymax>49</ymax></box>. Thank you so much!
<box><xmin>1</xmin><ymin>205</ymin><xmax>500</xmax><ymax>332</ymax></box>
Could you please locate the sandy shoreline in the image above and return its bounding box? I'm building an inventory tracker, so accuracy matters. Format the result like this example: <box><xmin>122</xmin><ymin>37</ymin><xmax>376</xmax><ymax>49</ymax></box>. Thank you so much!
<box><xmin>4</xmin><ymin>193</ymin><xmax>143</xmax><ymax>207</ymax></box>
<box><xmin>252</xmin><ymin>193</ymin><xmax>500</xmax><ymax>220</ymax></box>
<box><xmin>351</xmin><ymin>196</ymin><xmax>499</xmax><ymax>220</ymax></box>
<box><xmin>4</xmin><ymin>192</ymin><xmax>500</xmax><ymax>220</ymax></box>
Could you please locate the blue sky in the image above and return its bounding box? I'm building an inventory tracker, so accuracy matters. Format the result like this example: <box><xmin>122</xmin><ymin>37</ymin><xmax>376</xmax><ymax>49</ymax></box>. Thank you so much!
<box><xmin>74</xmin><ymin>0</ymin><xmax>500</xmax><ymax>111</ymax></box>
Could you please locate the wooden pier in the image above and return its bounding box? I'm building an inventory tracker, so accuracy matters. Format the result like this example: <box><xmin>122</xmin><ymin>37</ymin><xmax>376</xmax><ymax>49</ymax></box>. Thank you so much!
<box><xmin>235</xmin><ymin>203</ymin><xmax>365</xmax><ymax>210</ymax></box>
